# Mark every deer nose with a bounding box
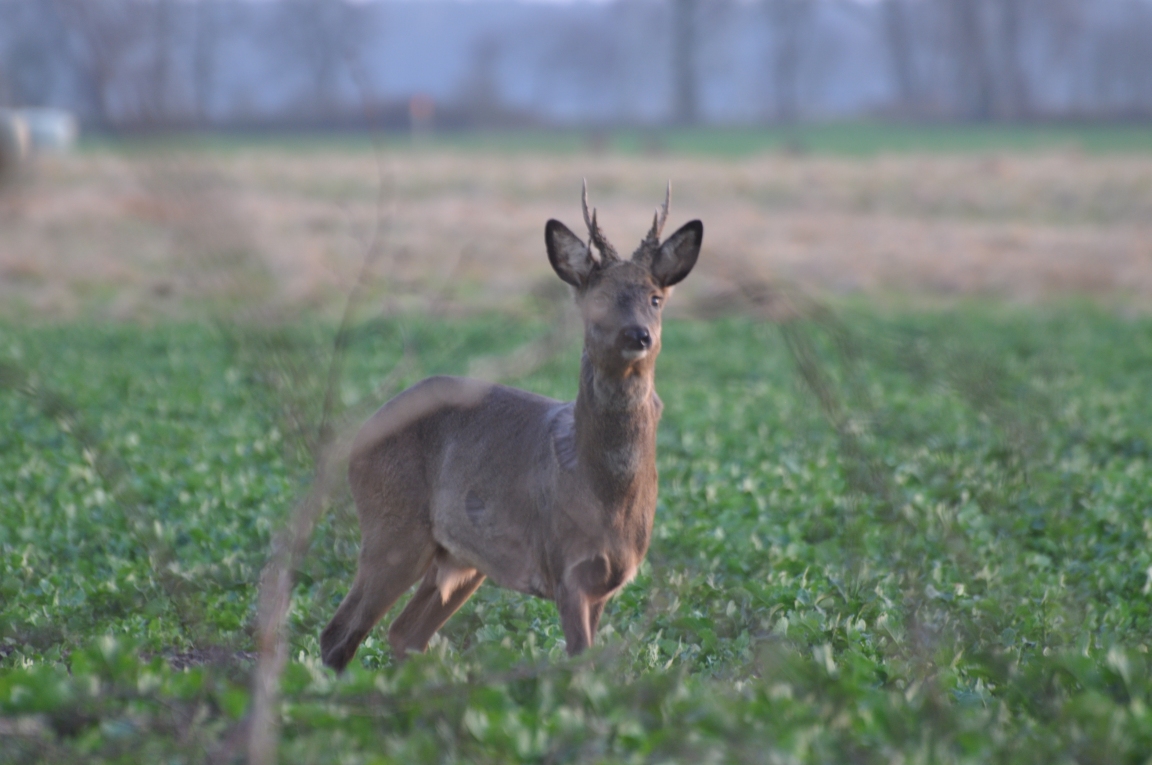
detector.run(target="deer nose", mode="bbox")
[621,326,652,351]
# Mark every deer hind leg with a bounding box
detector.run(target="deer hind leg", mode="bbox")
[320,527,437,673]
[388,550,485,657]
[321,438,440,673]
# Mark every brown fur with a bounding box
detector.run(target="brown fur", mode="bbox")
[320,192,703,671]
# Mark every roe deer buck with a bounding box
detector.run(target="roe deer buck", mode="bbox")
[320,183,702,672]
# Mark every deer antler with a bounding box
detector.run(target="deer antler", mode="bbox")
[644,181,672,247]
[582,179,619,263]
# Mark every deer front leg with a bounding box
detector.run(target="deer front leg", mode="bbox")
[557,556,622,655]
[587,599,606,637]
[556,582,594,656]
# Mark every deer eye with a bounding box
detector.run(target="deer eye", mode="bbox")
[650,295,663,309]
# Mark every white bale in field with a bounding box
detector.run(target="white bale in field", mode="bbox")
[0,109,31,182]
[19,108,78,152]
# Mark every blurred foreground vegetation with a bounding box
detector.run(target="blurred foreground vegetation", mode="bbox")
[2,304,1151,763]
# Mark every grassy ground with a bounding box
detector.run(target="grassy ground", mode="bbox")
[2,130,1151,761]
[2,304,1152,763]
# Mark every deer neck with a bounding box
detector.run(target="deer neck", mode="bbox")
[573,351,659,503]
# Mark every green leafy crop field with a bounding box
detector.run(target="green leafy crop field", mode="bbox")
[3,305,1151,763]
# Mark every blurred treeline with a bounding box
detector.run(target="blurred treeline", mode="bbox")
[1,0,1151,132]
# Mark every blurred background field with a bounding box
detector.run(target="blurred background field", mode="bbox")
[4,129,1152,321]
[3,0,1152,763]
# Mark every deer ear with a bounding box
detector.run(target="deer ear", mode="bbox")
[546,219,595,287]
[651,220,702,287]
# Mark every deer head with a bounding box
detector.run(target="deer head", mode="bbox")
[545,182,703,377]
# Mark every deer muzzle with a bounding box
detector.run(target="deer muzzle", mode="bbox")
[619,325,653,359]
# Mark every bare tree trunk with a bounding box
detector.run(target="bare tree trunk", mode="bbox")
[881,0,919,116]
[671,0,699,125]
[53,0,137,129]
[193,1,217,126]
[1089,0,1152,118]
[274,0,365,122]
[150,0,173,125]
[3,2,68,108]
[1136,1,1152,116]
[948,0,994,121]
[461,36,504,126]
[767,0,810,124]
[996,0,1029,120]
